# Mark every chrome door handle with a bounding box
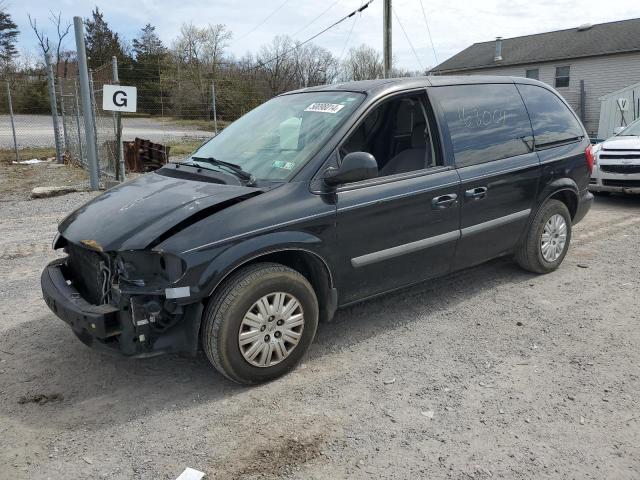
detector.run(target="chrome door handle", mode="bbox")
[464,186,488,200]
[432,193,458,209]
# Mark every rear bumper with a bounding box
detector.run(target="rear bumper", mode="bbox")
[573,189,593,225]
[41,258,202,357]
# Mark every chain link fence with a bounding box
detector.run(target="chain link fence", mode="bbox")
[0,73,56,163]
[1,60,288,181]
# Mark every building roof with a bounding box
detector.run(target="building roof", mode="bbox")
[431,17,640,74]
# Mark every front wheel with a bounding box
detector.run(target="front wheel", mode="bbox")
[201,262,318,384]
[515,199,572,274]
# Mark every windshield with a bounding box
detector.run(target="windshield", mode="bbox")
[188,91,365,181]
[618,120,640,136]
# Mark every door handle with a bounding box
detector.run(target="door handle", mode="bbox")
[464,186,488,200]
[431,193,458,209]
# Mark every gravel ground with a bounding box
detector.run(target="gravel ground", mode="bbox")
[0,114,214,149]
[0,170,639,479]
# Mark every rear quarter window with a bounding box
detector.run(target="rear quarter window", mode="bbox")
[430,84,533,167]
[516,84,583,149]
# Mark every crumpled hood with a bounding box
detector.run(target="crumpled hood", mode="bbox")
[602,136,640,151]
[59,171,261,251]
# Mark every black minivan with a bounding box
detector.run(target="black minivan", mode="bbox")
[42,76,593,384]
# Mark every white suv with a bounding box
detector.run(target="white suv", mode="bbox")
[590,119,640,194]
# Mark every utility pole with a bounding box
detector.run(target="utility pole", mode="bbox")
[383,0,392,78]
[73,16,99,190]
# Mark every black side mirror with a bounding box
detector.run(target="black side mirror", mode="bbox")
[323,152,378,187]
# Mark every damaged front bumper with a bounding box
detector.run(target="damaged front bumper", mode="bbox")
[41,257,203,357]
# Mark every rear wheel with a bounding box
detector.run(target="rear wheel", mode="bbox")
[201,262,318,384]
[515,199,572,274]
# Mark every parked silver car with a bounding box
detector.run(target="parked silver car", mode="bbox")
[590,119,640,194]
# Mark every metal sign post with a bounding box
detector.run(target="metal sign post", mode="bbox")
[111,56,126,181]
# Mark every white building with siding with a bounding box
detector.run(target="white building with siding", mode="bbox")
[430,18,640,137]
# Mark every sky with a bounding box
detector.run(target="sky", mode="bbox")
[9,0,640,71]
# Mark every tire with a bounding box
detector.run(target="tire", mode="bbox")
[201,262,318,384]
[515,199,572,274]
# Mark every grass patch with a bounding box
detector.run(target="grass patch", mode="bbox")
[167,139,207,157]
[0,147,56,164]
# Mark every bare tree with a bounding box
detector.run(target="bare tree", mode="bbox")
[171,23,232,117]
[340,44,383,81]
[294,43,338,88]
[28,11,71,75]
[256,35,298,96]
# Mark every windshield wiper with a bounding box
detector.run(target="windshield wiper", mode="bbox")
[187,156,256,185]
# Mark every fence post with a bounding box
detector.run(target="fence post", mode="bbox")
[6,81,19,163]
[74,79,84,164]
[58,78,70,155]
[212,81,218,134]
[88,70,99,168]
[112,56,125,181]
[45,53,63,163]
[73,16,99,190]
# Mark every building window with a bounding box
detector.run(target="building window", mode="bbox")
[525,68,539,80]
[555,66,570,88]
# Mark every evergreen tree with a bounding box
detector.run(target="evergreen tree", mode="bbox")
[132,24,166,114]
[0,7,19,70]
[84,7,124,68]
[132,24,165,59]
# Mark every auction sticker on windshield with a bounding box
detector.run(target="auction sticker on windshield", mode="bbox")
[304,103,345,114]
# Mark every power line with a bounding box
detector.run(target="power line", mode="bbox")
[253,0,375,70]
[338,0,364,63]
[291,0,342,39]
[235,0,290,41]
[417,0,439,67]
[392,7,424,72]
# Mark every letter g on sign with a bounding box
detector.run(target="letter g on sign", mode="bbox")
[113,90,128,108]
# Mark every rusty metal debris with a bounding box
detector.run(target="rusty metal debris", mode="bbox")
[124,138,170,173]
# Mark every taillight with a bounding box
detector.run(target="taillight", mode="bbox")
[585,145,594,174]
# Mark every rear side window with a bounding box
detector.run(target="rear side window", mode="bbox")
[430,84,533,167]
[517,84,583,149]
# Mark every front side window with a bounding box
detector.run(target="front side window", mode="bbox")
[340,93,442,178]
[517,84,583,148]
[526,68,539,80]
[429,84,533,167]
[555,66,570,88]
[188,91,364,181]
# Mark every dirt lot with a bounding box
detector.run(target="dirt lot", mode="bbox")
[1,162,639,480]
